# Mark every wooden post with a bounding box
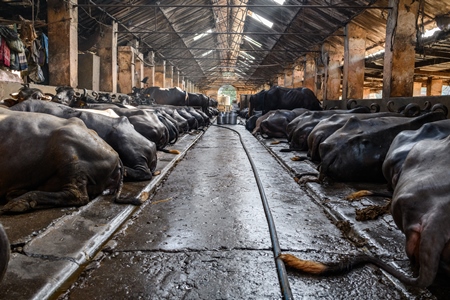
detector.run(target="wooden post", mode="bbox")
[97,22,117,93]
[383,0,419,98]
[117,46,134,94]
[342,23,366,100]
[155,60,166,88]
[47,0,78,87]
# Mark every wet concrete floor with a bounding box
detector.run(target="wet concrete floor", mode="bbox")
[0,121,448,299]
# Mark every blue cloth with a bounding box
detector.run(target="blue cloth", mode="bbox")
[40,33,48,64]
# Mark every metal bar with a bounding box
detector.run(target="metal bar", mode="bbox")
[75,4,392,9]
[142,47,319,52]
[118,31,346,36]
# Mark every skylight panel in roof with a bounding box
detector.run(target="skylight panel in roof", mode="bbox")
[240,60,251,67]
[193,29,212,41]
[247,11,273,28]
[240,51,256,61]
[273,0,285,4]
[244,36,262,48]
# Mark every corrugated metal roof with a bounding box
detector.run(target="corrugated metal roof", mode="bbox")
[1,0,450,91]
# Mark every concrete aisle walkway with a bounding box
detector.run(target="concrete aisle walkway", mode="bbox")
[59,124,408,299]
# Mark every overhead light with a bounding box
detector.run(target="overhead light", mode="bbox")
[202,50,213,56]
[423,26,441,37]
[247,11,273,28]
[273,0,285,4]
[244,35,262,48]
[193,29,212,41]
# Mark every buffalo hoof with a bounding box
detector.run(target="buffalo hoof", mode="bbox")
[294,173,320,184]
[290,156,309,161]
[345,190,374,201]
[116,192,149,205]
[1,198,37,213]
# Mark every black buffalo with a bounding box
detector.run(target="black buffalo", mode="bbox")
[383,119,450,190]
[0,108,131,213]
[318,111,446,182]
[287,106,371,151]
[257,108,310,138]
[248,86,322,116]
[0,224,9,284]
[10,100,158,182]
[307,112,402,162]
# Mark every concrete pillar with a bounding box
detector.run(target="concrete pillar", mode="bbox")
[78,53,100,91]
[47,0,78,87]
[428,78,443,96]
[155,60,166,88]
[143,51,155,87]
[135,52,144,88]
[165,65,173,88]
[304,52,317,92]
[383,0,420,98]
[117,46,135,94]
[173,70,179,88]
[293,64,304,88]
[181,76,185,90]
[324,45,343,100]
[413,82,423,96]
[277,75,284,87]
[97,22,117,93]
[284,68,293,88]
[342,23,366,100]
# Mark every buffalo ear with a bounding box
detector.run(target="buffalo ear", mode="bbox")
[341,116,362,131]
[9,92,19,99]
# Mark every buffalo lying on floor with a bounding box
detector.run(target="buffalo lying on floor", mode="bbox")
[252,108,308,138]
[280,119,450,288]
[318,111,446,182]
[152,106,190,133]
[249,86,322,116]
[10,100,158,181]
[383,119,450,190]
[0,108,136,214]
[144,86,187,106]
[77,104,174,152]
[0,224,9,284]
[307,112,402,162]
[287,106,372,151]
[187,92,210,114]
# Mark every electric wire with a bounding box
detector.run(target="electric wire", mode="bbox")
[211,123,293,300]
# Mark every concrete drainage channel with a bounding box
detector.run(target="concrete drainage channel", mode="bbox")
[0,130,206,300]
[256,135,437,299]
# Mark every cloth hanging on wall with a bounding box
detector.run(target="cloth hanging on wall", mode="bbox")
[40,33,48,65]
[0,36,11,67]
[20,19,37,48]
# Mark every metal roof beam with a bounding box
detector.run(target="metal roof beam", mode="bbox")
[118,31,346,36]
[76,4,392,9]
